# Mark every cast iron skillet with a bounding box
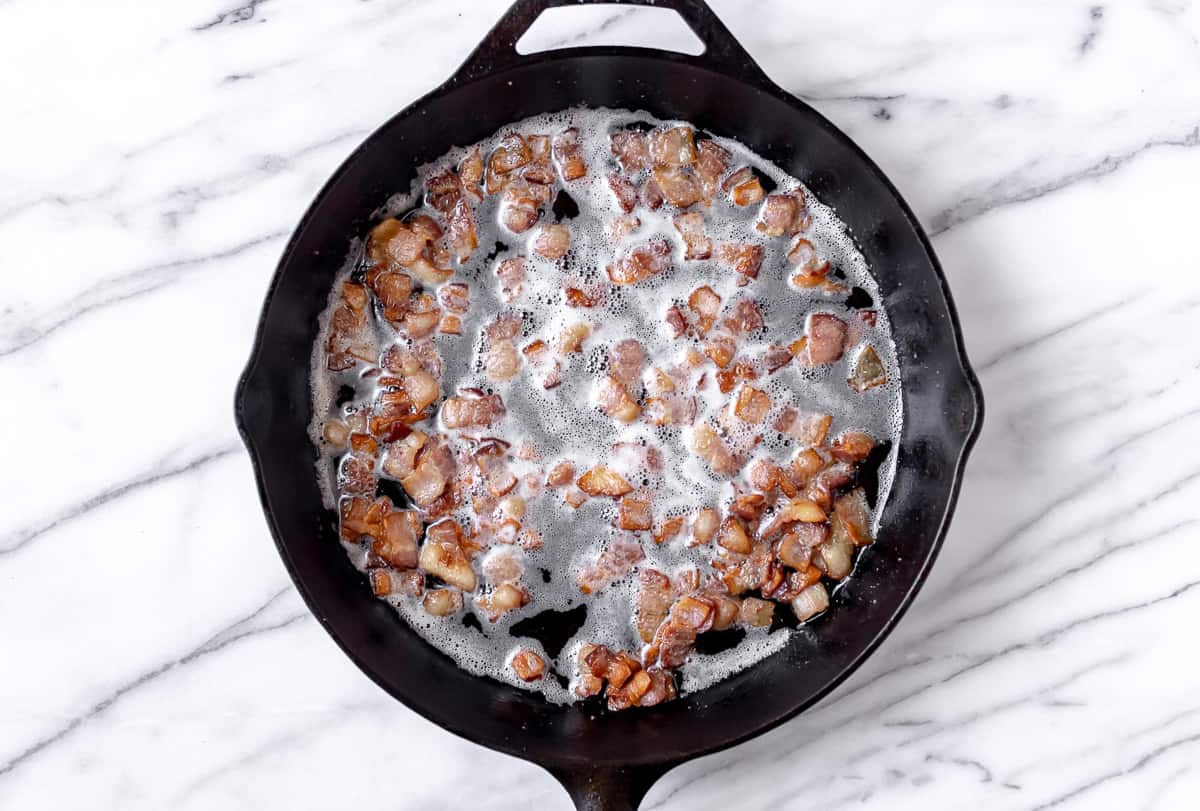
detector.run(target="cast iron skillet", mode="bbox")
[234,1,984,807]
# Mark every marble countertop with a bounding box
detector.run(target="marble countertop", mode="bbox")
[3,0,1199,808]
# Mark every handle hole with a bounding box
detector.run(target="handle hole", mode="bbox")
[515,5,704,56]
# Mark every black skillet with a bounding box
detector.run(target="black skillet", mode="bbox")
[234,1,984,807]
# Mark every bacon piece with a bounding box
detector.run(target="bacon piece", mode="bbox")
[748,458,781,493]
[686,286,721,336]
[559,321,592,353]
[739,597,774,627]
[576,537,645,594]
[722,166,765,206]
[608,213,641,241]
[792,582,829,621]
[371,510,421,569]
[478,582,531,621]
[577,464,634,497]
[778,523,827,568]
[422,588,463,616]
[442,393,505,429]
[665,304,687,338]
[490,133,533,177]
[723,299,764,336]
[732,385,772,424]
[486,313,523,341]
[510,648,546,682]
[652,515,686,545]
[564,286,601,308]
[788,237,831,287]
[608,339,646,386]
[762,344,793,373]
[382,431,428,480]
[437,282,470,314]
[673,212,712,260]
[607,239,672,285]
[547,460,575,487]
[500,180,547,233]
[849,344,887,392]
[418,519,476,591]
[694,140,731,199]
[777,410,832,447]
[635,569,673,642]
[702,332,736,369]
[649,595,714,668]
[446,197,477,262]
[652,166,704,209]
[756,190,808,237]
[494,256,526,302]
[716,516,753,554]
[610,130,651,172]
[553,127,588,180]
[368,218,425,268]
[644,393,696,427]
[692,507,719,545]
[607,172,639,213]
[805,313,848,365]
[531,223,571,260]
[618,494,653,531]
[459,148,483,201]
[834,488,873,546]
[371,569,424,598]
[522,134,555,185]
[716,242,764,281]
[831,431,875,463]
[690,424,741,476]
[650,126,697,167]
[368,270,414,321]
[484,339,521,382]
[641,176,665,210]
[597,376,641,423]
[401,453,447,506]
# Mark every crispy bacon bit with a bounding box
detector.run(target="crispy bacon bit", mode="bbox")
[459,148,483,200]
[687,286,721,336]
[723,299,764,335]
[723,166,765,206]
[482,547,525,586]
[758,345,791,374]
[690,424,741,475]
[510,648,546,682]
[732,385,772,424]
[756,190,808,237]
[641,176,665,210]
[778,523,827,568]
[749,458,781,493]
[716,516,753,554]
[702,333,737,369]
[610,130,651,172]
[547,461,575,487]
[339,452,377,496]
[831,431,875,464]
[486,313,523,341]
[608,339,646,386]
[577,465,634,497]
[439,314,462,335]
[652,515,686,545]
[368,218,425,269]
[371,569,424,597]
[401,454,447,506]
[644,393,697,427]
[369,270,414,321]
[849,344,887,392]
[559,321,592,354]
[341,496,383,541]
[618,494,653,531]
[652,166,704,209]
[716,242,764,280]
[792,582,829,621]
[781,410,832,447]
[694,140,731,198]
[496,256,526,302]
[665,304,687,338]
[577,537,645,594]
[673,212,712,260]
[597,375,641,423]
[608,213,641,241]
[564,286,600,308]
[531,223,571,260]
[423,588,463,616]
[651,126,697,167]
[446,198,478,262]
[739,597,774,627]
[650,595,714,668]
[834,488,873,546]
[635,569,673,642]
[490,133,533,177]
[805,313,848,365]
[478,582,531,621]
[442,393,505,429]
[549,127,586,180]
[564,487,589,509]
[607,172,639,213]
[500,181,545,233]
[438,283,470,314]
[692,507,719,545]
[371,510,421,569]
[607,239,672,285]
[418,520,476,591]
[788,238,831,286]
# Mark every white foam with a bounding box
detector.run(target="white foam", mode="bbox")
[310,107,903,704]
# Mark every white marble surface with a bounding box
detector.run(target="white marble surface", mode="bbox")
[2,0,1199,808]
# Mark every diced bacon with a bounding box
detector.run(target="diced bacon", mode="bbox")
[422,588,463,616]
[665,304,687,338]
[652,167,704,209]
[805,313,848,365]
[403,368,440,411]
[372,510,421,569]
[486,313,523,341]
[723,299,764,335]
[649,595,714,668]
[702,332,736,369]
[792,582,829,621]
[673,212,712,260]
[478,582,532,621]
[531,223,571,260]
[369,270,414,320]
[339,450,377,496]
[510,648,546,682]
[401,455,447,506]
[635,569,673,642]
[692,507,719,545]
[496,256,526,301]
[690,424,741,476]
[834,488,873,546]
[577,464,634,497]
[442,393,505,429]
[607,172,639,213]
[650,126,697,167]
[564,286,601,307]
[618,494,653,531]
[500,180,546,233]
[762,344,793,373]
[412,338,444,378]
[608,213,641,241]
[641,176,665,210]
[459,148,483,201]
[485,339,521,382]
[438,282,470,314]
[716,242,764,280]
[739,597,774,627]
[408,214,442,243]
[722,166,765,206]
[687,286,721,336]
[418,520,476,591]
[849,344,887,392]
[610,130,651,172]
[716,516,753,554]
[559,321,592,354]
[788,237,831,287]
[553,127,588,180]
[756,190,808,237]
[383,431,428,480]
[490,133,532,176]
[597,375,641,423]
[644,394,696,427]
[778,523,827,568]
[368,218,425,268]
[608,339,646,386]
[425,169,463,214]
[652,515,686,545]
[607,239,672,285]
[446,197,477,262]
[749,458,781,493]
[576,537,645,594]
[732,385,772,424]
[522,134,555,184]
[831,431,875,463]
[781,410,832,446]
[694,140,731,198]
[547,461,575,487]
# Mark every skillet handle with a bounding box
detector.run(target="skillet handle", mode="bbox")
[548,764,670,811]
[451,0,771,87]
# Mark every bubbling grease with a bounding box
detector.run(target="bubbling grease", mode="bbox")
[311,107,902,703]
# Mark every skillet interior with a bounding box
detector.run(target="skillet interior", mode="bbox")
[235,46,982,798]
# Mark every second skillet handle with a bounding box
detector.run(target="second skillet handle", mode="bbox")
[451,0,771,87]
